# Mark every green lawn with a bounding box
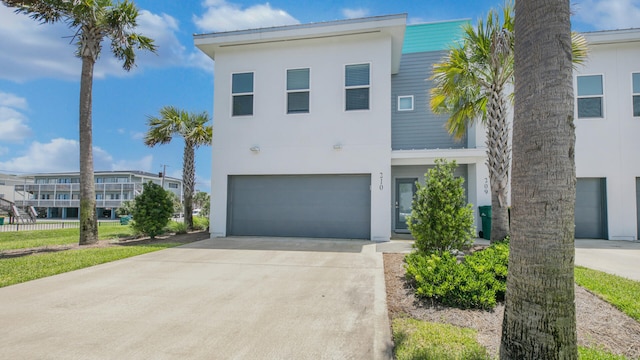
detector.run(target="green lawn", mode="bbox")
[575,266,640,322]
[0,243,180,288]
[0,225,133,251]
[392,318,491,360]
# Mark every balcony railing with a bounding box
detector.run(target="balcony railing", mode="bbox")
[15,199,127,208]
[16,183,141,193]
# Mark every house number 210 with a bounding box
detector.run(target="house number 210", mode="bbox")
[379,172,384,190]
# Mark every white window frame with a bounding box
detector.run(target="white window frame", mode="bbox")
[231,71,254,117]
[344,62,371,112]
[286,68,311,115]
[397,95,414,111]
[576,74,605,119]
[632,72,640,118]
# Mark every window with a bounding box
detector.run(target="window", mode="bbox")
[287,68,310,114]
[56,194,69,200]
[232,72,254,116]
[633,73,640,117]
[345,63,370,111]
[96,193,103,200]
[577,75,604,118]
[398,95,414,111]
[109,193,120,200]
[168,183,179,189]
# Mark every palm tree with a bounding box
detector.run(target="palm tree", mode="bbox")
[145,106,212,231]
[500,0,578,358]
[430,2,587,242]
[11,0,156,245]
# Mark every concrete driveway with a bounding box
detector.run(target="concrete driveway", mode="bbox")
[0,237,392,360]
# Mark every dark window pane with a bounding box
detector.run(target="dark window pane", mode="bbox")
[287,92,309,113]
[232,73,253,94]
[346,88,369,111]
[577,75,603,96]
[578,97,602,118]
[345,64,370,87]
[287,69,310,90]
[633,73,640,93]
[633,95,640,117]
[233,95,253,116]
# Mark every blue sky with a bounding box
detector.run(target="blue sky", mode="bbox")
[0,0,638,192]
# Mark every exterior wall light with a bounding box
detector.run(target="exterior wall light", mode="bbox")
[250,146,260,153]
[333,143,342,150]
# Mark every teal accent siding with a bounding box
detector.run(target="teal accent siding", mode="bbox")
[402,20,469,54]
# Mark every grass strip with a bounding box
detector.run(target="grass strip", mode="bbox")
[575,266,640,322]
[0,243,179,288]
[579,346,630,360]
[392,318,491,360]
[0,226,133,251]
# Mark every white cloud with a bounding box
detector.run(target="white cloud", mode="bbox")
[0,92,28,109]
[342,8,369,19]
[0,146,8,156]
[574,0,640,30]
[0,6,189,81]
[0,138,153,173]
[194,0,299,32]
[0,92,32,142]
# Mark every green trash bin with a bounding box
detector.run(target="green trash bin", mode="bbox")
[0,217,4,225]
[479,206,491,240]
[119,215,131,225]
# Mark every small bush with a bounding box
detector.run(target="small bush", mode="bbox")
[407,159,475,254]
[404,241,510,310]
[193,216,209,230]
[131,182,174,238]
[166,221,188,234]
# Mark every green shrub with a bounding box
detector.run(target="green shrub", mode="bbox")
[405,241,510,310]
[193,215,209,230]
[131,182,174,238]
[166,220,188,234]
[407,159,475,254]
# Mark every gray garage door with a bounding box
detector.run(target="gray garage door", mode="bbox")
[575,178,607,239]
[637,178,640,240]
[227,175,371,239]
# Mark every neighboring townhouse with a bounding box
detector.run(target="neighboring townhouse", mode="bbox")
[196,13,639,241]
[13,171,182,219]
[573,28,640,240]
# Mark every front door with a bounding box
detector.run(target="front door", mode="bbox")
[395,178,417,231]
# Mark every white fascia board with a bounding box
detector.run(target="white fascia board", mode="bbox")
[391,148,486,166]
[583,28,640,45]
[194,14,406,73]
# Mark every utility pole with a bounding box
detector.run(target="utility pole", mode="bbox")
[160,164,168,189]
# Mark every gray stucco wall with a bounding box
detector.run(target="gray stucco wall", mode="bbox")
[391,51,467,150]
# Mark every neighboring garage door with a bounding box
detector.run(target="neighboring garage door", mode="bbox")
[227,175,371,239]
[575,178,607,239]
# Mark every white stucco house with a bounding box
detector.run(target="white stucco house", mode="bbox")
[195,14,639,241]
[574,28,640,240]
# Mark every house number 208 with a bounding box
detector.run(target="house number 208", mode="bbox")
[484,178,489,194]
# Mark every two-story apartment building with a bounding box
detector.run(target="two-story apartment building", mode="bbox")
[14,170,182,219]
[196,14,640,241]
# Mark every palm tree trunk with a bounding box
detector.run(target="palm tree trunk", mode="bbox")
[486,83,510,242]
[500,0,577,358]
[78,55,98,245]
[183,141,195,231]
